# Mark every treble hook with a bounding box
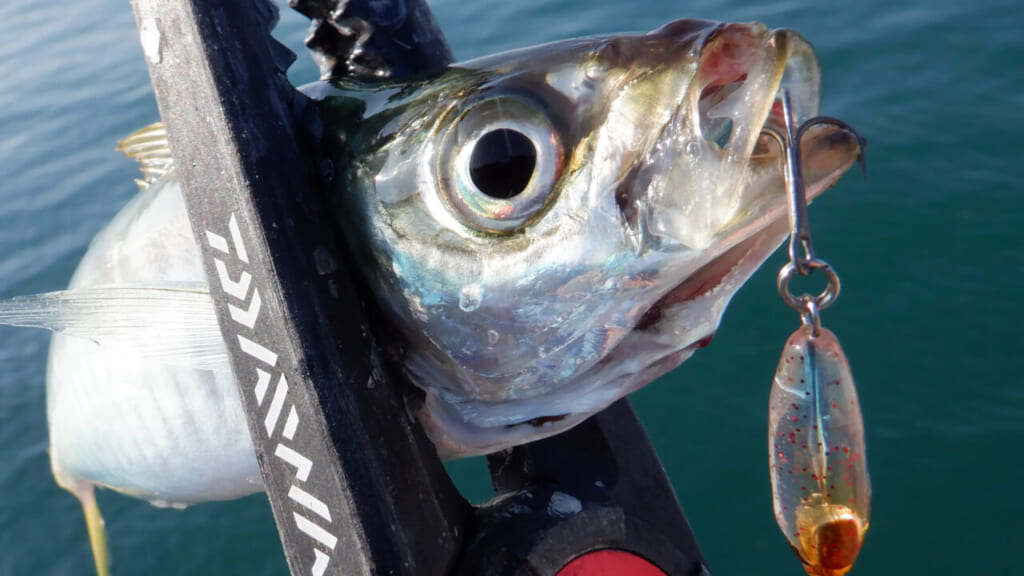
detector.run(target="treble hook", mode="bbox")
[760,90,866,331]
[760,92,867,276]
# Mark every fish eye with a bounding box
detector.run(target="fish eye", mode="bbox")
[468,129,536,199]
[438,96,564,233]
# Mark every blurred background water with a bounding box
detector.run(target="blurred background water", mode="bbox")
[0,0,1021,574]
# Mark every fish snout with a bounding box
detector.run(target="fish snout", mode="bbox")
[632,23,827,252]
[695,22,770,87]
[641,19,772,85]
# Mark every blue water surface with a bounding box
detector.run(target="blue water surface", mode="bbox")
[0,0,1021,574]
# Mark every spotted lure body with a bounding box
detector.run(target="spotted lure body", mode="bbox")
[0,19,863,575]
[769,327,870,575]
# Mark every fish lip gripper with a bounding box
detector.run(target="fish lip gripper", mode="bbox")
[130,0,710,574]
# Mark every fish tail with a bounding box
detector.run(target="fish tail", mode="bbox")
[62,478,111,576]
[82,485,112,576]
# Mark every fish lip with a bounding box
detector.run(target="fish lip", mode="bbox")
[619,122,860,436]
[636,26,863,335]
[637,126,861,336]
[619,23,825,255]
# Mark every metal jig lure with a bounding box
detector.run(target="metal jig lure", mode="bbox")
[763,92,870,576]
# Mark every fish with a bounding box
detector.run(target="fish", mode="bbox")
[0,17,863,576]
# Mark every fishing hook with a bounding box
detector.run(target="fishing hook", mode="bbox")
[760,90,865,330]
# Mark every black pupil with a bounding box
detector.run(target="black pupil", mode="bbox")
[469,129,537,199]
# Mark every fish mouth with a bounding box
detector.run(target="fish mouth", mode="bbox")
[634,23,864,334]
[637,121,863,332]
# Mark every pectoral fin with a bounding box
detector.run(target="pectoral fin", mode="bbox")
[0,284,230,373]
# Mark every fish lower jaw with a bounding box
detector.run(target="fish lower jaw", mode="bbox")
[421,325,721,460]
[420,349,688,460]
[420,226,786,460]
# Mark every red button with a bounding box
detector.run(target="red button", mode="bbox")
[556,550,667,576]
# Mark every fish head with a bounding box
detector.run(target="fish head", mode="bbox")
[317,19,863,457]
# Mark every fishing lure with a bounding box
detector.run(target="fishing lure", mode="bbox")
[766,93,870,576]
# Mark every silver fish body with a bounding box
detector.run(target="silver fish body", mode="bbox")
[0,19,862,570]
[47,172,261,506]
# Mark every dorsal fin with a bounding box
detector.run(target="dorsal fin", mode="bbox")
[116,122,174,190]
